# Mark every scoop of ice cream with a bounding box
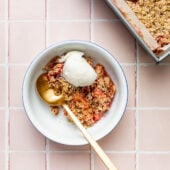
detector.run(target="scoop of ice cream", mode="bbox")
[62,51,97,87]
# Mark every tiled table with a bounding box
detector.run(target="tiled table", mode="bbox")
[0,0,170,170]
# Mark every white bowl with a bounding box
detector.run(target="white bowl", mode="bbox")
[22,40,128,145]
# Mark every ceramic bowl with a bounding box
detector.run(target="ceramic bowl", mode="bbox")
[22,40,128,145]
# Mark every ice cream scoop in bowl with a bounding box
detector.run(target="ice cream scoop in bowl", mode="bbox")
[22,40,128,146]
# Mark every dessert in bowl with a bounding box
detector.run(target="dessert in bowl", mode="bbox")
[22,40,128,145]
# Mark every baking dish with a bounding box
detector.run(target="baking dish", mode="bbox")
[105,0,170,62]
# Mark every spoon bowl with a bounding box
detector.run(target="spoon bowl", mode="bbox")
[36,73,65,106]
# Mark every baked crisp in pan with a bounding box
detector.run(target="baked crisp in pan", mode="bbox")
[126,0,170,50]
[106,0,170,61]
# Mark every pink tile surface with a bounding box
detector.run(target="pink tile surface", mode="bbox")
[138,45,156,63]
[0,0,6,19]
[10,152,45,170]
[93,21,136,63]
[9,109,45,151]
[138,65,170,107]
[9,22,45,64]
[139,110,170,151]
[0,152,5,170]
[9,0,45,20]
[94,153,135,170]
[0,67,6,107]
[0,110,5,151]
[93,0,118,19]
[0,23,6,64]
[50,152,91,170]
[9,66,27,107]
[49,140,90,151]
[1,0,170,169]
[47,0,90,20]
[99,109,135,151]
[123,65,136,107]
[47,22,90,45]
[139,154,170,170]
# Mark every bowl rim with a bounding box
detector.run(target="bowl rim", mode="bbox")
[22,40,128,145]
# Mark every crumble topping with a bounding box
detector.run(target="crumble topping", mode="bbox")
[126,0,170,48]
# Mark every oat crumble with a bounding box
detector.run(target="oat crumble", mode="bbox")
[126,0,170,48]
[43,55,116,127]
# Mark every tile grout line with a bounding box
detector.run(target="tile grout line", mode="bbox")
[135,42,140,170]
[5,19,120,23]
[3,62,170,67]
[4,0,9,170]
[90,0,95,44]
[5,149,170,154]
[45,1,50,170]
[6,63,29,66]
[50,150,170,154]
[4,62,170,66]
[4,23,9,170]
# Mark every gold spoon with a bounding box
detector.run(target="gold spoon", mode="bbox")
[36,73,118,170]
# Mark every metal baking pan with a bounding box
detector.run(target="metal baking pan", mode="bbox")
[105,0,170,62]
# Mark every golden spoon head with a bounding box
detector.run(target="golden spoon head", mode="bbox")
[36,73,65,106]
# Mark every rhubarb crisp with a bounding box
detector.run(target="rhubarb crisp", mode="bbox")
[43,55,116,127]
[126,0,170,48]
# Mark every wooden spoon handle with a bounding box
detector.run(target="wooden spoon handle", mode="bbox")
[63,104,118,170]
